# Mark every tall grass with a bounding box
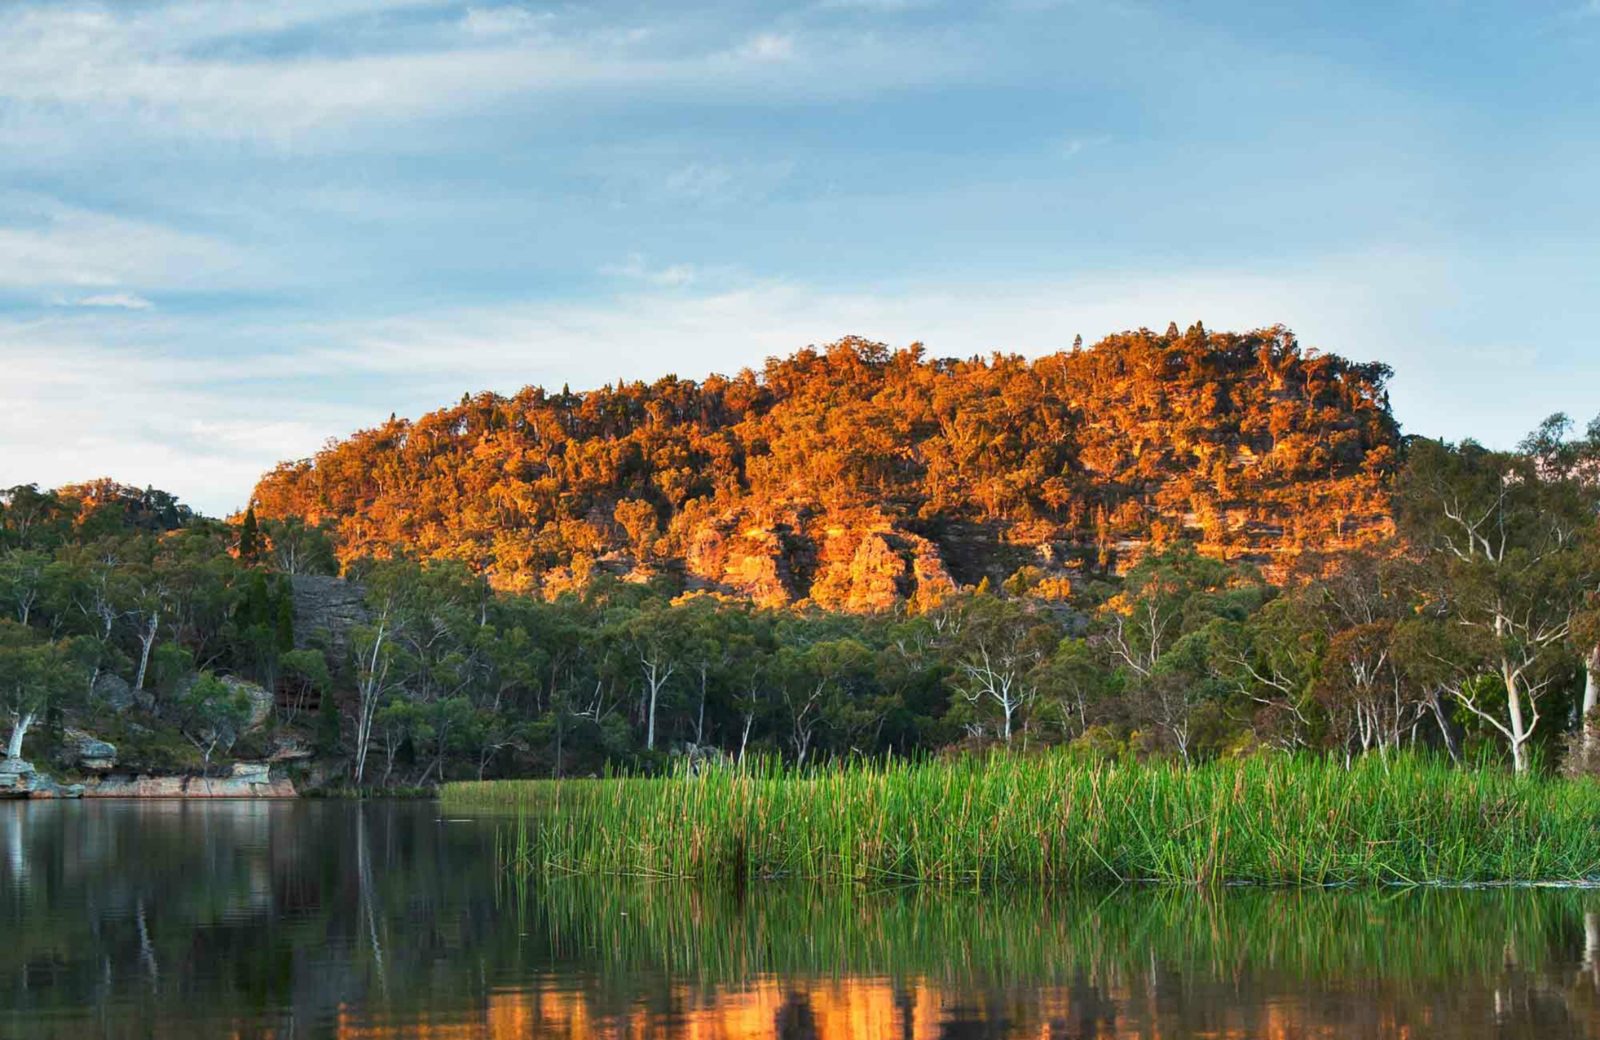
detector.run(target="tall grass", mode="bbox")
[513,881,1600,986]
[443,752,1600,886]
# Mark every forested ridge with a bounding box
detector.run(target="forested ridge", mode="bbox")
[8,325,1600,786]
[253,324,1398,607]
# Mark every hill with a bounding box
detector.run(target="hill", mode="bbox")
[252,324,1398,608]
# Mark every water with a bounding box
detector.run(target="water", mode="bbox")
[5,800,1600,1038]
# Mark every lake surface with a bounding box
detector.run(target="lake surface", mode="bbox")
[5,800,1600,1038]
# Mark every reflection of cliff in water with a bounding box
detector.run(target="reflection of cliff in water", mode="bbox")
[4,801,1600,1038]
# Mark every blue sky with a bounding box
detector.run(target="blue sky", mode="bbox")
[2,0,1598,516]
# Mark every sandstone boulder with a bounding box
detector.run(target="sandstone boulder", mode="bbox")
[85,771,294,798]
[0,758,35,794]
[222,676,276,731]
[93,672,135,713]
[170,674,275,739]
[229,761,271,782]
[0,759,85,798]
[58,728,117,771]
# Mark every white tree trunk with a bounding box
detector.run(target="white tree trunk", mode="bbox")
[1507,667,1530,774]
[133,612,160,692]
[7,711,35,759]
[738,712,754,763]
[353,621,389,785]
[1583,648,1600,731]
[642,657,673,752]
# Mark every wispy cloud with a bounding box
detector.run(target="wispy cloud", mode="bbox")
[738,33,796,61]
[1058,135,1108,158]
[0,332,346,511]
[0,2,980,145]
[602,253,698,287]
[0,199,243,292]
[1,250,1578,515]
[70,292,155,310]
[460,5,553,39]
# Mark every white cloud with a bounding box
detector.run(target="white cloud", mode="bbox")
[460,5,552,38]
[602,253,698,287]
[8,250,1585,516]
[1058,135,1107,158]
[817,0,932,9]
[738,33,796,62]
[0,199,242,292]
[71,292,155,310]
[0,326,362,513]
[293,254,1442,389]
[0,2,978,144]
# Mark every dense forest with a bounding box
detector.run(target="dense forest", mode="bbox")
[5,327,1600,785]
[253,325,1398,606]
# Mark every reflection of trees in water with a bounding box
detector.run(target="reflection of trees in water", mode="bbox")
[3,803,1600,1037]
[0,801,499,1038]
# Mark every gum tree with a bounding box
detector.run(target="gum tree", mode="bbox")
[1398,428,1600,772]
[0,621,85,760]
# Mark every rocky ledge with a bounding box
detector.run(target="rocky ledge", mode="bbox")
[2,758,295,799]
[84,764,297,798]
[1,758,84,798]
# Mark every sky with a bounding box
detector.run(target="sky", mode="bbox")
[1,0,1598,517]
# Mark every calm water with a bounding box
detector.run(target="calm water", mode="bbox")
[5,801,1600,1038]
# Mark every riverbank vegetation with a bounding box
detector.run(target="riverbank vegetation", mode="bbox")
[0,480,330,778]
[444,753,1600,885]
[8,332,1600,789]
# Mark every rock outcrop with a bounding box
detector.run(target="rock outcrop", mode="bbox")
[58,729,117,772]
[93,672,136,713]
[291,574,368,656]
[84,763,295,798]
[225,676,276,731]
[1,759,85,798]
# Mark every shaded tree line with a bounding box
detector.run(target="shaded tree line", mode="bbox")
[0,483,336,767]
[306,411,1600,780]
[9,389,1600,785]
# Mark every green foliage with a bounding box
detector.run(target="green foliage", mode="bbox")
[449,752,1600,886]
[9,379,1600,792]
[237,504,260,564]
[175,672,254,766]
[0,620,86,757]
[1396,422,1600,770]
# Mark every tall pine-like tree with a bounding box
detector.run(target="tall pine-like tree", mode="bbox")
[239,505,260,564]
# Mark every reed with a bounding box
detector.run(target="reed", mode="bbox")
[513,881,1600,985]
[443,752,1600,886]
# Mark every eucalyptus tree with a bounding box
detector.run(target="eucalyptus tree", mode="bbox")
[0,621,85,759]
[0,551,50,627]
[1093,546,1269,762]
[1397,427,1600,772]
[774,634,877,765]
[258,516,339,576]
[174,672,253,768]
[606,598,696,753]
[940,593,1057,745]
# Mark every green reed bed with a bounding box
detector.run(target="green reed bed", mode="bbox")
[513,881,1600,986]
[442,753,1600,886]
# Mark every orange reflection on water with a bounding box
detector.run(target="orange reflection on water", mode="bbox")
[328,979,934,1040]
[322,972,1594,1039]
